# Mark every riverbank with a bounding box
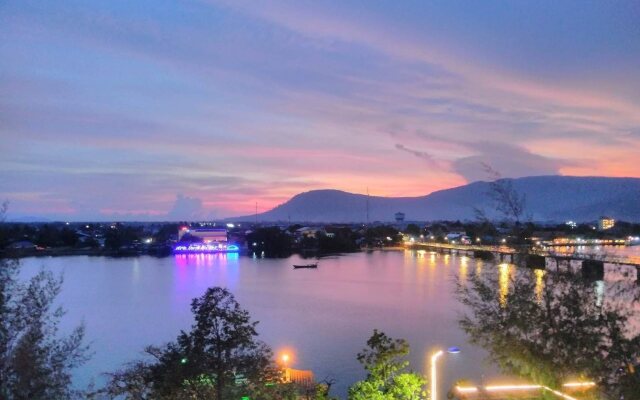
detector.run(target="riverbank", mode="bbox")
[0,245,405,260]
[0,246,172,259]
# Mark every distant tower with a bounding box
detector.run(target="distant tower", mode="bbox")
[395,212,405,223]
[366,187,370,225]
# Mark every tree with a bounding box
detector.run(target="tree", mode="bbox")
[318,228,358,254]
[104,224,142,251]
[456,267,640,398]
[404,224,421,237]
[246,227,293,256]
[473,165,529,244]
[59,227,79,247]
[0,205,89,399]
[106,287,280,399]
[348,330,426,400]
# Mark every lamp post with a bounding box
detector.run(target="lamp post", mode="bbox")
[430,350,444,400]
[430,347,460,400]
[280,352,291,382]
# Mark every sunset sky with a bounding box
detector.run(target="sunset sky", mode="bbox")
[1,1,639,220]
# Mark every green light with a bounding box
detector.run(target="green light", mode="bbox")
[241,397,250,400]
[180,358,188,364]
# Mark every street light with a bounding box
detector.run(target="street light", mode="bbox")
[430,350,443,400]
[430,347,460,400]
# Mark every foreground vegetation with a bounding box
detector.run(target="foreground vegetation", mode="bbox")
[457,266,640,399]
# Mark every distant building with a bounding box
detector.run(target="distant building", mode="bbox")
[178,227,228,243]
[394,212,405,222]
[9,240,36,250]
[598,217,615,231]
[295,227,320,238]
[445,232,470,244]
[283,368,314,384]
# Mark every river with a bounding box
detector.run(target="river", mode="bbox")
[17,249,639,398]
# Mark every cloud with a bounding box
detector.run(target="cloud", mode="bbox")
[452,142,574,182]
[1,1,639,220]
[166,194,204,220]
[394,144,442,169]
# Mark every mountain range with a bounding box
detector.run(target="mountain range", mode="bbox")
[236,176,640,223]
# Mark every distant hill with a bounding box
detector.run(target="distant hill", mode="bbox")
[234,176,640,223]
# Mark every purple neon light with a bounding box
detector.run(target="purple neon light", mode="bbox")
[173,242,240,254]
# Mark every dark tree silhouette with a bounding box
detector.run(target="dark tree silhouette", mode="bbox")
[456,266,640,399]
[0,205,90,399]
[106,287,280,399]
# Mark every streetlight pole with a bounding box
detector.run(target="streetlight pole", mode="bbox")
[430,350,443,400]
[430,347,460,400]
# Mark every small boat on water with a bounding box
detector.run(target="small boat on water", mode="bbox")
[293,263,318,269]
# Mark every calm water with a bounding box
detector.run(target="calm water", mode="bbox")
[19,251,518,396]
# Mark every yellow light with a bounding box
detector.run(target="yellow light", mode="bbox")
[562,382,596,388]
[452,383,592,400]
[430,350,443,400]
[534,269,545,303]
[281,354,289,364]
[498,263,510,307]
[542,386,579,400]
[455,386,478,393]
[485,385,542,391]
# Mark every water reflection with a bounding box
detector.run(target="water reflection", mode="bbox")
[174,252,239,268]
[498,263,511,308]
[459,256,469,285]
[534,269,545,303]
[457,265,640,398]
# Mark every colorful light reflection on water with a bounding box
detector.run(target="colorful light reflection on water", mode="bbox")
[173,242,240,254]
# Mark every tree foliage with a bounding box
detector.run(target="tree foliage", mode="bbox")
[0,205,89,399]
[246,227,293,256]
[473,165,529,243]
[106,287,284,399]
[348,330,426,400]
[456,267,640,399]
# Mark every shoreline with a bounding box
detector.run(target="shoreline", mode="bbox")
[1,245,405,260]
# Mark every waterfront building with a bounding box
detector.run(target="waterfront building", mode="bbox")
[174,227,239,253]
[598,216,615,231]
[178,227,228,243]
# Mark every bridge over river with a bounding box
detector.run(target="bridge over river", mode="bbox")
[405,242,640,282]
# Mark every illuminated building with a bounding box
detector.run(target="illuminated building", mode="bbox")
[174,227,239,253]
[598,216,615,231]
[178,227,228,243]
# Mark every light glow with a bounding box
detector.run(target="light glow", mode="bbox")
[455,386,478,393]
[430,350,443,400]
[562,382,596,388]
[485,385,542,391]
[173,243,240,254]
[453,383,594,400]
